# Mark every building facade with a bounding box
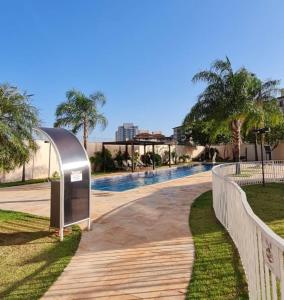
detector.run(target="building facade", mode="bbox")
[173,126,187,144]
[277,89,284,113]
[172,126,192,145]
[115,123,139,141]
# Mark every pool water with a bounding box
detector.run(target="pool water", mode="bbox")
[91,164,213,192]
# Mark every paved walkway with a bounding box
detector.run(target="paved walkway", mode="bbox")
[0,172,212,299]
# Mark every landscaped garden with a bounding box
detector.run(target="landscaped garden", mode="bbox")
[187,183,284,299]
[1,49,284,299]
[0,210,81,299]
[1,1,284,298]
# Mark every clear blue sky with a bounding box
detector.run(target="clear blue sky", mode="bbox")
[1,0,284,141]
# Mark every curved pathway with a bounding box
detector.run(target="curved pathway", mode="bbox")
[0,172,212,299]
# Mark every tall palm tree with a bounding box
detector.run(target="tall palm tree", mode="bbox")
[54,89,107,150]
[243,78,283,160]
[0,83,39,174]
[187,57,282,162]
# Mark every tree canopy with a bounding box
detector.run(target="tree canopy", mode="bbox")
[54,89,107,149]
[184,57,283,161]
[0,84,39,172]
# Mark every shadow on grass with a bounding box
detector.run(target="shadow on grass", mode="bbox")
[0,231,51,246]
[186,191,248,300]
[0,209,81,300]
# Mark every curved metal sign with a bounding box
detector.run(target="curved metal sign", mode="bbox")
[35,127,91,240]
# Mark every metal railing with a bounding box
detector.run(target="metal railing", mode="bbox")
[212,161,284,299]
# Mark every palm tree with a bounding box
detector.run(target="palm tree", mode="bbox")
[0,83,39,175]
[243,79,283,160]
[54,89,107,150]
[186,57,283,163]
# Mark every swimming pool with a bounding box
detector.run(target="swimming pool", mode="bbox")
[91,164,213,192]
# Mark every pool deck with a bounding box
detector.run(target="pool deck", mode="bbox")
[0,171,212,299]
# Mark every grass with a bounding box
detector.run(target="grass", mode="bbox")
[0,209,81,299]
[243,183,284,238]
[187,191,248,300]
[232,172,253,178]
[0,178,48,188]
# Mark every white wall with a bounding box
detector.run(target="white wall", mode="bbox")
[86,142,140,157]
[3,139,284,183]
[0,140,59,183]
[214,143,277,161]
[271,142,284,160]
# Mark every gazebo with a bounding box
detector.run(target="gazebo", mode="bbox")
[102,140,174,172]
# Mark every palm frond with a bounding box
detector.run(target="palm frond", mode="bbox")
[54,89,108,142]
[212,57,232,74]
[90,91,106,106]
[0,83,39,171]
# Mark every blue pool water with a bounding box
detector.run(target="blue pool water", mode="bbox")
[91,164,213,192]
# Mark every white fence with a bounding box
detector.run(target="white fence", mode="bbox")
[212,161,284,299]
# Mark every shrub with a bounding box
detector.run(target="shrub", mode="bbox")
[141,152,162,166]
[209,147,219,160]
[51,171,60,180]
[90,149,114,172]
[113,150,131,169]
[171,151,177,164]
[163,150,170,164]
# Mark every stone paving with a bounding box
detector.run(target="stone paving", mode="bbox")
[0,171,212,299]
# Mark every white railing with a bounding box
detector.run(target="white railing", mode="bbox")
[212,161,284,300]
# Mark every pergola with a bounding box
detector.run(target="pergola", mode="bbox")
[102,140,174,172]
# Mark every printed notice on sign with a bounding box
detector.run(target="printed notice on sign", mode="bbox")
[70,171,82,182]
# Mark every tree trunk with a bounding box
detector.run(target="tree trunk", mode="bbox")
[231,119,242,174]
[83,119,88,150]
[231,119,242,162]
[22,163,26,182]
[254,133,259,161]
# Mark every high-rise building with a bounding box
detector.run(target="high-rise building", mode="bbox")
[115,123,139,141]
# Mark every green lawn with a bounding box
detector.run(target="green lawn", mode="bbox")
[243,183,284,238]
[187,191,248,300]
[0,178,48,188]
[0,209,81,299]
[187,183,284,299]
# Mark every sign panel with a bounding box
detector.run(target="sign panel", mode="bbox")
[71,170,82,182]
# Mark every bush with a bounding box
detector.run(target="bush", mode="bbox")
[141,152,162,166]
[163,150,170,164]
[171,151,177,164]
[114,150,131,168]
[154,153,162,166]
[114,150,123,168]
[209,147,219,160]
[90,149,114,172]
[193,147,219,162]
